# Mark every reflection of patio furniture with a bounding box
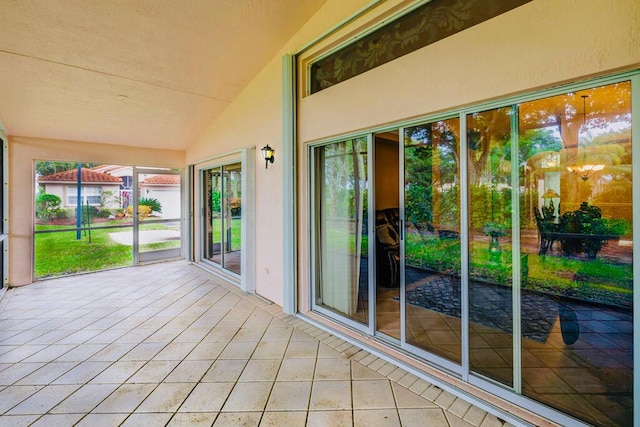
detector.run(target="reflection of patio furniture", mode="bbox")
[534,207,559,255]
[559,202,616,259]
[375,208,400,288]
[535,203,619,259]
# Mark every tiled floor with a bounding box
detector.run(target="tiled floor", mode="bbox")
[0,260,511,427]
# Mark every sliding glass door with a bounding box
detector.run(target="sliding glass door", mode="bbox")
[311,75,634,427]
[134,168,183,263]
[403,118,462,364]
[313,138,369,326]
[202,162,242,275]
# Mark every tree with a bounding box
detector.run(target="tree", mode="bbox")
[35,161,100,178]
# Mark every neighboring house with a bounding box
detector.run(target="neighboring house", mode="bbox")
[38,168,122,209]
[139,173,181,219]
[90,165,134,208]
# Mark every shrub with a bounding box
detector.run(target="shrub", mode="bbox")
[126,205,152,219]
[139,197,162,213]
[35,193,62,221]
[230,198,241,216]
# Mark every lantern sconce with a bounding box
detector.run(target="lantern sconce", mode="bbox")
[261,145,275,169]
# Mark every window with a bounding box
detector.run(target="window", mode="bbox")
[310,76,634,426]
[67,185,101,206]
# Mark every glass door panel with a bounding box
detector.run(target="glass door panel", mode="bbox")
[518,82,633,425]
[314,138,369,325]
[202,163,242,275]
[203,167,223,265]
[135,170,182,263]
[404,119,462,362]
[374,130,400,340]
[223,163,242,274]
[467,107,514,386]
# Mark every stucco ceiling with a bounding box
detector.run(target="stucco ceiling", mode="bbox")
[0,0,326,149]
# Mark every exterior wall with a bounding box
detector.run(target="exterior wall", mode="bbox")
[139,184,181,219]
[9,136,184,286]
[296,0,640,311]
[186,0,372,305]
[41,183,121,208]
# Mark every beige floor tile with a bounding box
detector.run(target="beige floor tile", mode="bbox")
[15,362,79,385]
[314,357,351,380]
[239,359,281,382]
[203,327,239,342]
[309,380,352,410]
[219,341,258,359]
[153,342,198,360]
[88,342,137,361]
[52,362,111,384]
[54,344,107,362]
[265,381,311,411]
[463,405,488,426]
[306,410,352,427]
[252,341,287,359]
[0,414,40,427]
[74,413,128,426]
[164,360,212,383]
[260,411,307,426]
[137,382,195,412]
[0,262,504,427]
[398,408,449,426]
[445,412,477,427]
[120,342,166,361]
[179,382,234,412]
[89,361,145,384]
[290,329,316,341]
[0,362,46,386]
[234,327,267,341]
[392,382,437,409]
[260,326,294,342]
[29,413,85,426]
[121,412,174,426]
[284,340,319,358]
[50,383,120,413]
[92,383,156,413]
[128,360,180,383]
[352,362,386,379]
[168,412,219,426]
[21,345,77,363]
[213,412,262,426]
[201,359,247,382]
[0,385,44,413]
[7,384,81,415]
[353,379,396,409]
[354,409,401,427]
[185,341,225,360]
[222,381,273,412]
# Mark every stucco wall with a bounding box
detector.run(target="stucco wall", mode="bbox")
[9,136,184,286]
[294,0,640,311]
[186,0,373,305]
[187,0,638,306]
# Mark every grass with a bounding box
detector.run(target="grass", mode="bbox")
[404,232,633,308]
[210,217,241,251]
[34,220,181,279]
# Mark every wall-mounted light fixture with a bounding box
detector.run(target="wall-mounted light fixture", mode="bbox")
[261,145,275,169]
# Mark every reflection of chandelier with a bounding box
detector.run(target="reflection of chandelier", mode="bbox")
[566,95,604,181]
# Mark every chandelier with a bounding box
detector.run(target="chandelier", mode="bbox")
[566,95,604,181]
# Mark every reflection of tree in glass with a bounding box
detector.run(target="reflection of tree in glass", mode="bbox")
[405,120,460,238]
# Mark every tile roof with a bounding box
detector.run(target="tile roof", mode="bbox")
[141,174,181,185]
[38,168,123,183]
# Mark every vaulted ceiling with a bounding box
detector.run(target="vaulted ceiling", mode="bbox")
[0,0,326,149]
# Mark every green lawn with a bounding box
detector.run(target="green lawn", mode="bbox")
[34,221,181,279]
[209,217,241,251]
